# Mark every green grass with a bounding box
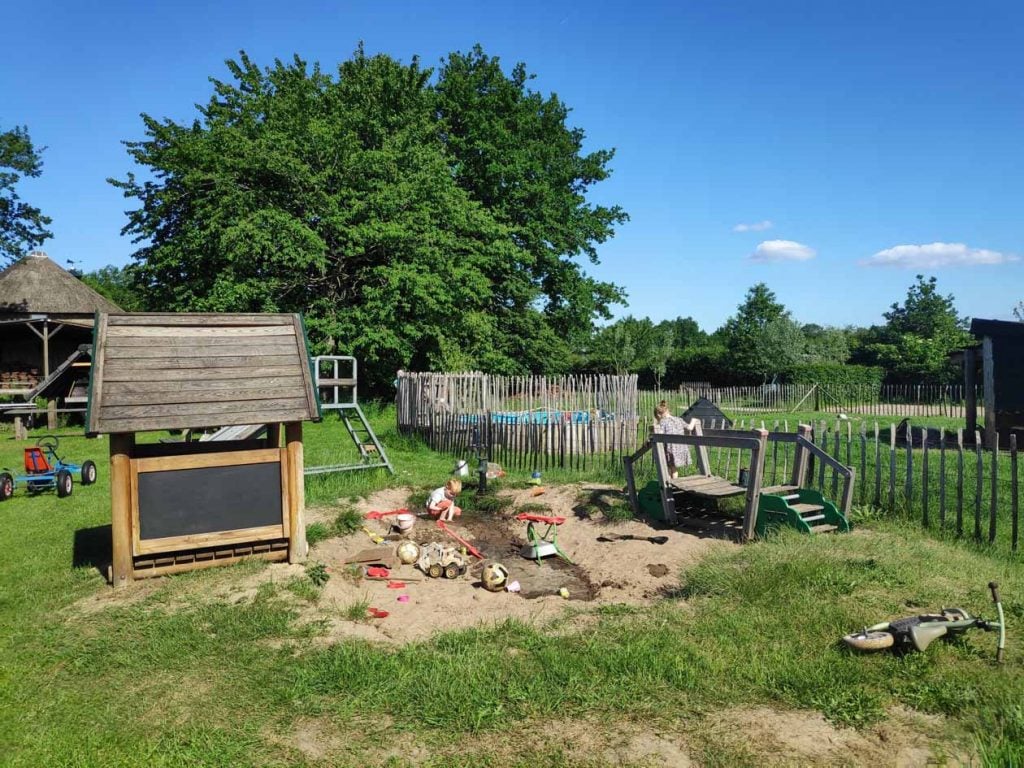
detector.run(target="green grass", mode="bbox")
[1,416,1022,765]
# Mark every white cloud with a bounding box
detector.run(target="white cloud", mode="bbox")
[733,220,774,232]
[862,242,1017,268]
[750,239,816,263]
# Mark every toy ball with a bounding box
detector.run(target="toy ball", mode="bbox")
[481,561,510,592]
[396,540,420,565]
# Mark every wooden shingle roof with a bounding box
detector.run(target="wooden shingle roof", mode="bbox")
[87,313,321,435]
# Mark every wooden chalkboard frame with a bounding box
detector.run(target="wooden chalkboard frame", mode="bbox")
[129,448,289,557]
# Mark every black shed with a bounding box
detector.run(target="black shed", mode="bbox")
[682,397,733,429]
[963,318,1024,449]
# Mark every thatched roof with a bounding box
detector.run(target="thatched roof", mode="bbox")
[0,251,121,317]
[87,313,321,434]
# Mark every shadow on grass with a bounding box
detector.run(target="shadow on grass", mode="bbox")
[73,524,111,578]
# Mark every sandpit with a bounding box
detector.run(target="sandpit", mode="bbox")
[297,483,736,644]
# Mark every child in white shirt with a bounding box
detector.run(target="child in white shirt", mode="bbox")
[426,478,462,522]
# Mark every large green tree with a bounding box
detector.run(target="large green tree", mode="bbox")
[81,265,145,311]
[112,48,625,390]
[853,275,972,383]
[720,283,804,383]
[435,47,627,346]
[0,125,52,265]
[586,316,673,385]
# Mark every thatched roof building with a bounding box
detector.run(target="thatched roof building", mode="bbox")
[0,251,119,322]
[0,251,122,391]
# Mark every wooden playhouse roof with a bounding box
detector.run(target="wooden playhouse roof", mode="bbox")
[87,313,321,435]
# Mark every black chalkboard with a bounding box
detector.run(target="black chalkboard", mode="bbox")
[138,461,283,540]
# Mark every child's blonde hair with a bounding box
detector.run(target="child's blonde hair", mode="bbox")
[654,400,671,421]
[445,478,462,494]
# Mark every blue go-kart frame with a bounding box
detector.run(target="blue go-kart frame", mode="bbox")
[0,435,97,501]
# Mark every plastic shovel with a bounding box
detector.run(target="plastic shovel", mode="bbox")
[597,534,669,545]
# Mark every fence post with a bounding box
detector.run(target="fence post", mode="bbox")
[989,438,999,544]
[1011,434,1019,552]
[791,424,812,487]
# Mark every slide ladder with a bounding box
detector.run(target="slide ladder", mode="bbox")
[305,356,394,476]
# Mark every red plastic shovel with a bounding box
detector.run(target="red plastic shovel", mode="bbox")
[364,508,409,520]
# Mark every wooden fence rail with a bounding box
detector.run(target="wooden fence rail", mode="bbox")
[673,382,984,418]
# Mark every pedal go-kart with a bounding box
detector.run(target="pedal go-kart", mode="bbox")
[842,582,1006,662]
[0,435,97,501]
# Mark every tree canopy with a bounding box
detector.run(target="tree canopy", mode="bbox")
[0,125,52,265]
[719,283,803,383]
[112,47,626,390]
[852,275,972,383]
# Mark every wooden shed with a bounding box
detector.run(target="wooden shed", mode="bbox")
[87,313,321,586]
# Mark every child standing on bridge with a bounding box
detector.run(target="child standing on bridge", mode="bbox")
[654,401,701,479]
[426,478,462,522]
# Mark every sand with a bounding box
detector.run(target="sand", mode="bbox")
[297,483,735,645]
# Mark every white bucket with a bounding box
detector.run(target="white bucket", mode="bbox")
[396,513,416,533]
[455,460,469,477]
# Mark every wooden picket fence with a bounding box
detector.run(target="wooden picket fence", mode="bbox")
[396,371,641,470]
[674,382,983,418]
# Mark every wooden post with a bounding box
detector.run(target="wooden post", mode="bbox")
[13,416,25,441]
[110,432,135,588]
[791,424,812,487]
[982,337,996,450]
[266,423,281,448]
[839,465,855,518]
[285,421,307,564]
[47,400,57,430]
[962,348,978,442]
[742,428,768,541]
[43,319,50,381]
[651,437,677,525]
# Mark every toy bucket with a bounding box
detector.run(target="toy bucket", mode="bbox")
[396,513,416,533]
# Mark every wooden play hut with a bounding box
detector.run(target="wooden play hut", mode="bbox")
[87,313,321,586]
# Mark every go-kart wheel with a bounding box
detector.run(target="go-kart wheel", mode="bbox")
[444,563,461,579]
[428,563,443,579]
[56,469,73,498]
[0,473,13,502]
[842,631,894,651]
[36,435,60,453]
[81,460,97,486]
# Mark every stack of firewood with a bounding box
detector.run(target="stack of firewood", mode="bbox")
[0,364,40,389]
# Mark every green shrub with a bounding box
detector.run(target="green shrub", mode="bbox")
[305,522,331,546]
[790,362,885,390]
[332,507,363,536]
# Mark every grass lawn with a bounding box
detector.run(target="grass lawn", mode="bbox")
[0,411,1022,766]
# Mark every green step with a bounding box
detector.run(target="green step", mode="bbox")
[756,488,850,537]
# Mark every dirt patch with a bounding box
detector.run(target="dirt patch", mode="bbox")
[282,714,692,767]
[712,705,961,767]
[293,483,734,644]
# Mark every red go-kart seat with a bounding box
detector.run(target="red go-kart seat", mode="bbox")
[24,447,53,474]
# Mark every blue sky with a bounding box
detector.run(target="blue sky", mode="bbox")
[3,0,1022,329]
